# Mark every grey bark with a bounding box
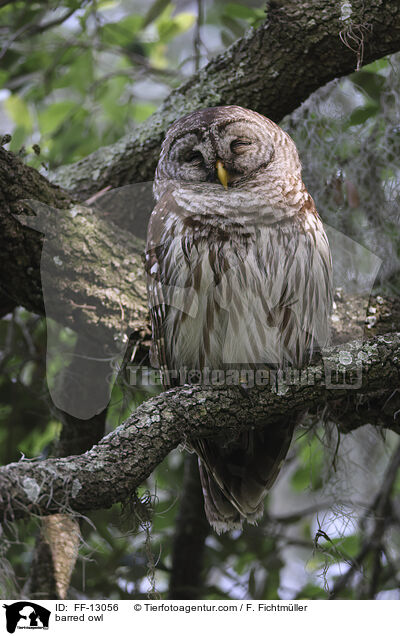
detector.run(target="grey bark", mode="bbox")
[0,152,149,339]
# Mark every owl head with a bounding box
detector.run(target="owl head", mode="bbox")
[154,105,302,200]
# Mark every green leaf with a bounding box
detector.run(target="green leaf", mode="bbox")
[5,95,33,130]
[157,9,195,42]
[96,0,118,8]
[0,70,8,88]
[361,58,389,73]
[291,464,311,491]
[224,4,260,20]
[7,125,28,152]
[321,534,360,559]
[98,76,129,118]
[101,16,144,47]
[143,0,171,28]
[221,15,245,38]
[172,12,196,34]
[131,102,156,122]
[296,584,328,600]
[19,419,61,457]
[234,551,256,575]
[291,435,324,492]
[60,50,94,95]
[350,71,385,102]
[38,101,77,136]
[347,103,380,127]
[337,534,360,558]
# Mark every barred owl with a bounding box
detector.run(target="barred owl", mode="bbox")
[146,106,332,533]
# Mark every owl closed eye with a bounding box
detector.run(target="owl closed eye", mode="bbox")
[155,108,283,189]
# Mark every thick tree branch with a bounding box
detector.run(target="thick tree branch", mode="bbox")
[0,149,149,340]
[50,0,400,198]
[0,333,399,522]
[0,2,399,549]
[0,147,74,315]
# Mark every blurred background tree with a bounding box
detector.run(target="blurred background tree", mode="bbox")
[0,0,400,600]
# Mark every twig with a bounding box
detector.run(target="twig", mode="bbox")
[329,441,400,598]
[193,0,204,72]
[0,7,76,60]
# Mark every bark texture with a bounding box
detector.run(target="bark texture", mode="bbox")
[0,146,73,314]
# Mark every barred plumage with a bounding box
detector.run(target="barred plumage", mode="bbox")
[146,106,332,533]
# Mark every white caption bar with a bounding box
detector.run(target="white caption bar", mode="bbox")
[1,599,396,636]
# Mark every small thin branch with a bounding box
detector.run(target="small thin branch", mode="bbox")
[0,7,76,60]
[193,0,204,72]
[61,36,181,79]
[29,8,77,36]
[329,440,400,599]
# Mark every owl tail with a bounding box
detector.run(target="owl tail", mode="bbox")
[194,423,294,534]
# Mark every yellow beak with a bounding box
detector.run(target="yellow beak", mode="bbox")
[216,159,229,189]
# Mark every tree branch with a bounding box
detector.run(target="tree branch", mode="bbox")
[0,149,149,340]
[1,1,400,547]
[1,139,399,349]
[0,7,77,62]
[0,146,75,315]
[0,333,399,522]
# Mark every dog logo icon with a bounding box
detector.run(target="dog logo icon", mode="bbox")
[3,602,50,633]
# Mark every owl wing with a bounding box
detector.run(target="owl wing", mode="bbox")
[145,195,172,384]
[145,191,194,386]
[268,203,333,366]
[213,203,332,369]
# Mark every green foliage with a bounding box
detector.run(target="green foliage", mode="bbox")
[208,1,264,47]
[291,434,324,492]
[0,0,270,166]
[0,0,196,166]
[156,6,195,42]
